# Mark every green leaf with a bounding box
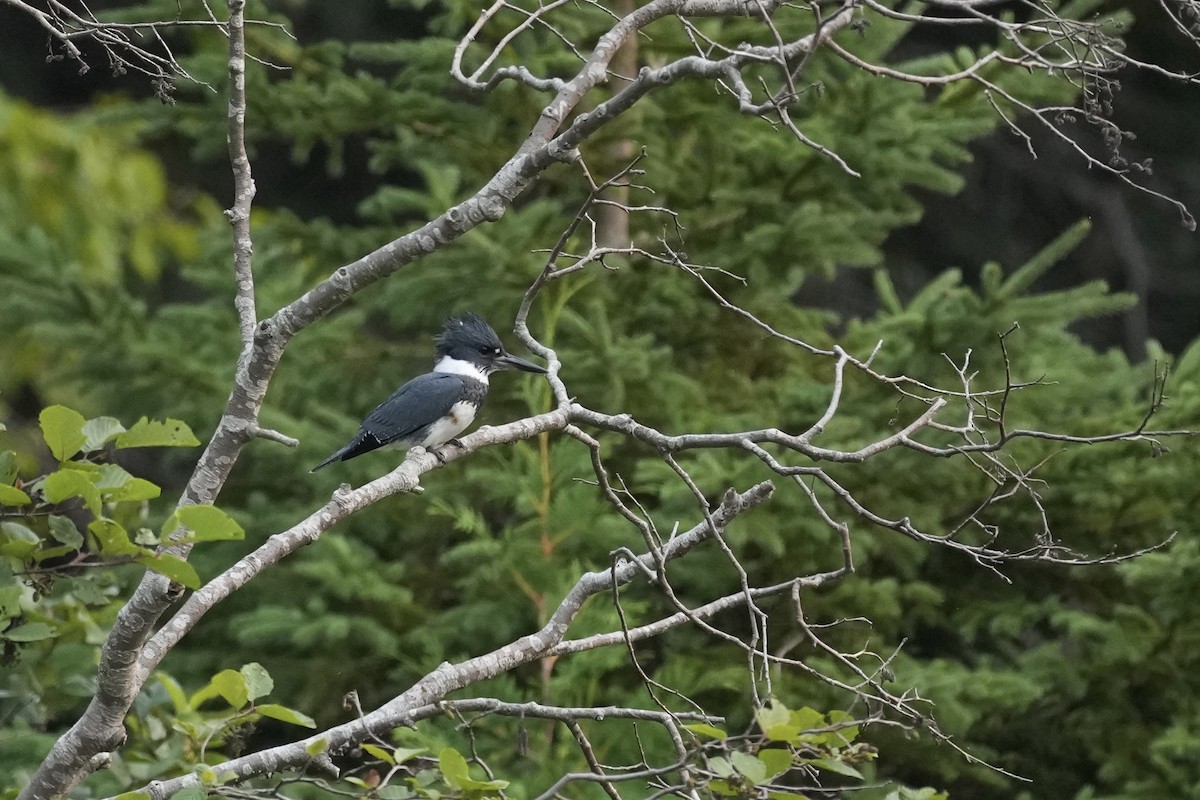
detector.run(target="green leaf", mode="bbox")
[115,417,201,449]
[826,710,860,744]
[241,662,274,701]
[164,504,244,543]
[0,539,37,559]
[256,703,316,728]
[34,544,76,562]
[789,707,826,732]
[758,700,791,726]
[683,722,728,740]
[362,743,396,764]
[731,751,768,785]
[156,673,190,714]
[758,749,793,779]
[0,483,30,506]
[112,792,152,800]
[81,416,126,452]
[137,553,200,589]
[709,779,739,797]
[439,747,471,789]
[48,515,84,548]
[91,464,133,491]
[67,576,109,606]
[756,699,791,734]
[436,746,505,790]
[3,621,57,642]
[43,468,102,514]
[809,758,864,780]
[209,668,250,709]
[305,737,329,756]
[109,478,160,502]
[391,747,427,765]
[89,519,142,556]
[1,521,39,544]
[40,406,87,461]
[377,786,414,800]
[709,757,735,779]
[0,585,22,622]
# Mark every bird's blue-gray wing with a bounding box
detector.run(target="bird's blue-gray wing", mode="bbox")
[361,372,469,445]
[310,373,469,471]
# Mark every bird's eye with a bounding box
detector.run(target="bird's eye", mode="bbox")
[478,345,492,355]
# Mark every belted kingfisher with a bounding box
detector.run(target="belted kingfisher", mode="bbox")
[311,313,546,472]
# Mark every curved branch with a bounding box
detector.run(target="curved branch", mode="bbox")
[126,481,775,799]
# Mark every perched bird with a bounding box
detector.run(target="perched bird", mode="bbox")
[311,313,546,472]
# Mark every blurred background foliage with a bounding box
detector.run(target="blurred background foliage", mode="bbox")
[0,0,1199,798]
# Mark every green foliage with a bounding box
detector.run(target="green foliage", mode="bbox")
[0,406,240,791]
[1,1,1197,799]
[102,662,315,789]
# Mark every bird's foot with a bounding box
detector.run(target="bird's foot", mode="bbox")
[432,439,466,465]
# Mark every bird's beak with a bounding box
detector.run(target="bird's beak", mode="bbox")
[494,352,548,374]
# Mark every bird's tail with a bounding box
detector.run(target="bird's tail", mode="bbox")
[310,442,354,472]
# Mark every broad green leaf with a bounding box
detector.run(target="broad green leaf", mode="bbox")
[89,519,142,556]
[3,621,57,641]
[256,703,316,728]
[758,748,793,779]
[44,468,102,514]
[439,746,469,788]
[241,662,274,700]
[109,478,160,502]
[164,504,244,543]
[0,585,22,621]
[789,707,826,733]
[683,722,728,740]
[136,553,200,589]
[809,758,863,780]
[40,406,87,461]
[826,710,860,744]
[757,700,791,732]
[34,544,75,562]
[764,723,803,743]
[0,539,37,559]
[156,673,190,713]
[362,743,396,764]
[709,757,735,779]
[210,669,250,709]
[392,747,427,765]
[709,779,739,797]
[115,417,201,449]
[377,786,414,800]
[0,483,30,506]
[91,463,133,491]
[731,751,768,785]
[1,521,39,544]
[305,738,329,756]
[67,576,109,605]
[48,515,84,548]
[81,416,126,452]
